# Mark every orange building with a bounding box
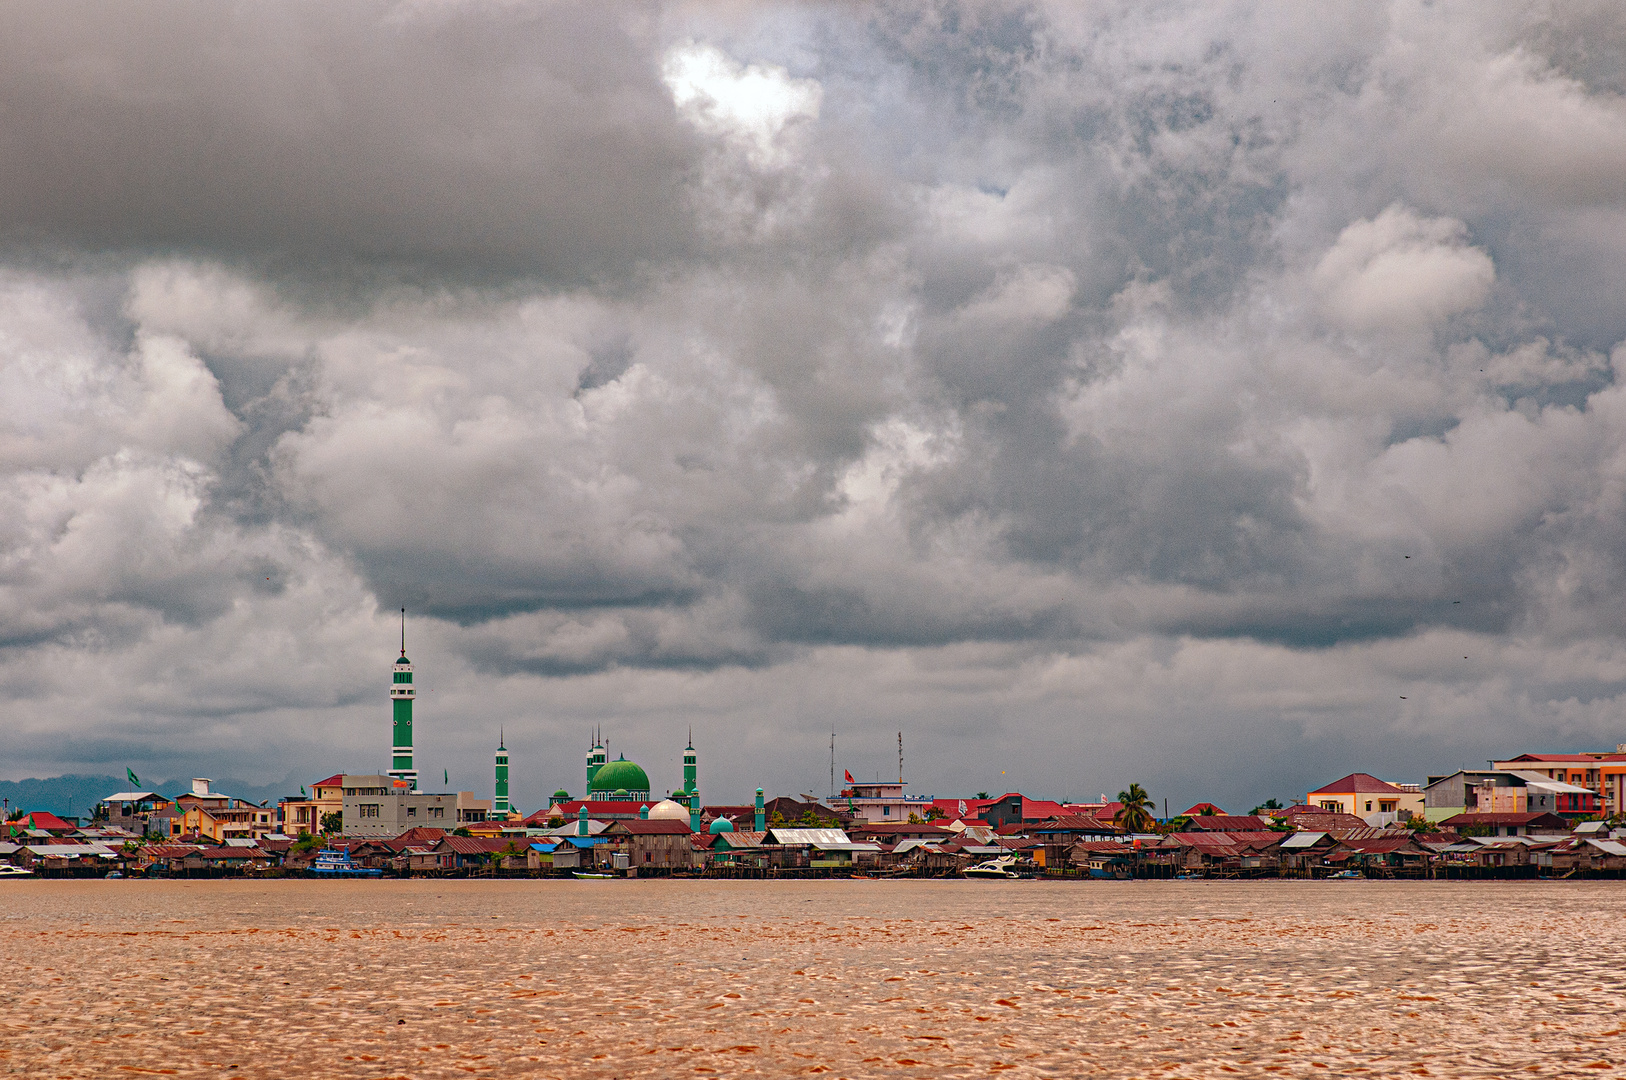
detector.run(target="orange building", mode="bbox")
[1493,752,1626,817]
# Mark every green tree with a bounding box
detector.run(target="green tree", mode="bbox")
[1250,798,1284,814]
[974,792,989,800]
[906,812,923,824]
[923,806,944,821]
[320,810,343,834]
[1113,784,1155,833]
[453,827,473,838]
[770,810,786,826]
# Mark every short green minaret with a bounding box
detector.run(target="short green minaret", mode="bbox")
[577,804,589,837]
[494,731,509,818]
[389,609,418,790]
[754,787,765,833]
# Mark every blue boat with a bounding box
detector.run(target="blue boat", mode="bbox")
[311,849,382,877]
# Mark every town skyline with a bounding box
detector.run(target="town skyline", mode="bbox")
[4,5,1626,815]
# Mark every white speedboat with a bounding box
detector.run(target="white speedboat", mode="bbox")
[963,856,1019,879]
[0,865,35,877]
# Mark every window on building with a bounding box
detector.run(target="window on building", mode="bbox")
[429,807,444,818]
[359,804,381,819]
[407,806,417,817]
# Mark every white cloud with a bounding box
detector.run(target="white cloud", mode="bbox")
[663,41,821,168]
[1313,205,1495,332]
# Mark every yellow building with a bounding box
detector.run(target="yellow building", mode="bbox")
[1305,773,1424,825]
[278,774,346,836]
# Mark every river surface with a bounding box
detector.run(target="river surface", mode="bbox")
[1,879,1622,1078]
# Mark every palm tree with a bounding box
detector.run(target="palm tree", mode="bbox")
[1114,784,1155,833]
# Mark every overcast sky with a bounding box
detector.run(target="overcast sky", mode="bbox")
[4,2,1626,813]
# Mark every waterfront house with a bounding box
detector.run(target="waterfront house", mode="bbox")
[763,827,879,869]
[603,819,699,871]
[1325,834,1429,876]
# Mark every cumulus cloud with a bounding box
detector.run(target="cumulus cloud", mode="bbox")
[2,2,1626,809]
[1313,205,1495,331]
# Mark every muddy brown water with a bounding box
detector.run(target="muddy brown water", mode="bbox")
[1,879,1622,1078]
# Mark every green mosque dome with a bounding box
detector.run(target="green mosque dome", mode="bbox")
[590,756,650,795]
[709,817,734,834]
[613,788,630,799]
[552,789,571,800]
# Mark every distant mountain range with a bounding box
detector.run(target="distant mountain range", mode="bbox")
[0,773,301,820]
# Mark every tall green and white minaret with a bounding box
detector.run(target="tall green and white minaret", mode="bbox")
[389,608,418,790]
[682,730,698,797]
[494,731,510,818]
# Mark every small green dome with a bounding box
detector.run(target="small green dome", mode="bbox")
[552,789,570,799]
[590,756,650,794]
[613,788,630,799]
[709,817,734,834]
[395,655,411,665]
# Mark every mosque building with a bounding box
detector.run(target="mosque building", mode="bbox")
[527,731,701,826]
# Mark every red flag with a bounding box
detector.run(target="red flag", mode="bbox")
[844,769,854,783]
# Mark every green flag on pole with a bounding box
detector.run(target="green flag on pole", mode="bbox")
[444,769,449,786]
[300,785,307,797]
[127,767,139,786]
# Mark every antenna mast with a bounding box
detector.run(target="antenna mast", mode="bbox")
[897,731,903,784]
[829,729,835,800]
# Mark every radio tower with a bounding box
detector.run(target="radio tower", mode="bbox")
[829,729,835,800]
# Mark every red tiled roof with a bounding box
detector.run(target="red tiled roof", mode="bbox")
[1166,831,1283,850]
[138,844,204,857]
[1278,811,1370,831]
[1307,773,1408,795]
[312,774,344,787]
[1498,753,1626,763]
[1033,815,1127,833]
[384,827,450,849]
[16,811,74,832]
[1337,836,1421,854]
[1182,803,1226,817]
[523,800,654,825]
[1441,812,1569,827]
[1182,815,1272,832]
[607,819,693,835]
[434,836,513,854]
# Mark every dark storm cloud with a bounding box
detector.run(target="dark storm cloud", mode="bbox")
[0,2,698,281]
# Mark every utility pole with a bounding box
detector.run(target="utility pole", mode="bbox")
[898,731,904,784]
[829,729,835,800]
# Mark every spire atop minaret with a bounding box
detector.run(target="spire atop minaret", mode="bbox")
[400,607,406,657]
